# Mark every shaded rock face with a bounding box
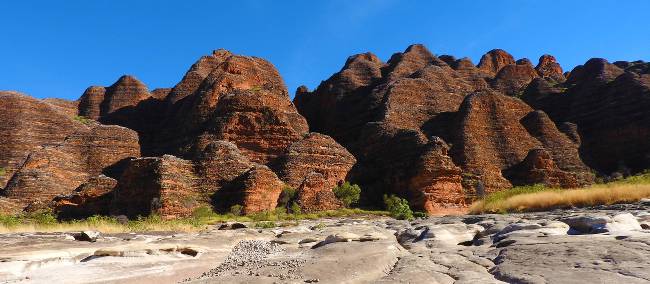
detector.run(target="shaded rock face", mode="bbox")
[505,149,578,188]
[524,59,650,174]
[296,45,598,210]
[53,175,118,219]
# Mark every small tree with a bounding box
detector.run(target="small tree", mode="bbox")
[383,194,413,220]
[278,186,297,208]
[333,182,361,208]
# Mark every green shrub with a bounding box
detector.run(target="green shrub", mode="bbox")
[229,204,244,216]
[333,182,361,208]
[278,186,297,208]
[413,211,428,218]
[0,215,21,227]
[383,194,413,220]
[254,221,276,228]
[73,115,92,125]
[289,202,301,214]
[192,206,217,219]
[0,167,6,177]
[28,212,58,225]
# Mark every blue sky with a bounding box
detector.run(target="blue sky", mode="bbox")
[1,0,649,100]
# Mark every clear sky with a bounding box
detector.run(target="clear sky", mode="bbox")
[1,0,649,100]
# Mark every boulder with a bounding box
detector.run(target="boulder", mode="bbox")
[111,155,200,219]
[232,165,284,214]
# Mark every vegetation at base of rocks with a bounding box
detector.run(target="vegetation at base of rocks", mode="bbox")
[253,221,276,228]
[470,172,650,214]
[73,115,93,125]
[229,204,244,216]
[0,207,389,233]
[413,212,428,218]
[277,186,297,208]
[383,194,414,221]
[0,167,6,177]
[333,182,361,208]
[289,202,301,214]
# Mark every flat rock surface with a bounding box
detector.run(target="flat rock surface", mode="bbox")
[1,203,650,283]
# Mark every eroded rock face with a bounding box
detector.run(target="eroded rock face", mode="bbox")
[505,149,578,188]
[276,133,355,212]
[278,133,356,188]
[111,155,200,219]
[78,75,152,120]
[524,59,650,174]
[477,49,516,76]
[0,92,85,189]
[2,122,139,210]
[231,165,284,214]
[153,51,309,166]
[536,54,565,82]
[408,138,465,213]
[295,45,595,210]
[53,175,118,219]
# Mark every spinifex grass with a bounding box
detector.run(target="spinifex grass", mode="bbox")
[0,208,388,233]
[470,172,650,214]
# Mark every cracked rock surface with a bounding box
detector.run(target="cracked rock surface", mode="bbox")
[1,202,650,283]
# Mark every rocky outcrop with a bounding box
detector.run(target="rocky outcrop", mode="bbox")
[295,45,595,210]
[78,75,151,120]
[477,49,515,76]
[53,175,118,219]
[0,92,84,189]
[111,155,200,219]
[491,60,539,96]
[535,54,565,82]
[408,138,465,212]
[152,51,309,165]
[295,172,344,212]
[231,165,284,214]
[524,58,650,174]
[276,133,356,211]
[505,149,579,188]
[2,124,140,210]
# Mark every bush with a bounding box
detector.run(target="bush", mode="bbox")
[289,202,301,214]
[192,206,216,219]
[413,212,428,218]
[383,194,413,220]
[229,204,244,216]
[254,221,276,228]
[0,167,5,177]
[333,182,361,208]
[73,115,92,125]
[278,186,297,208]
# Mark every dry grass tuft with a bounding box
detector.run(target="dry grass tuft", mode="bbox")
[470,177,650,214]
[0,208,389,234]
